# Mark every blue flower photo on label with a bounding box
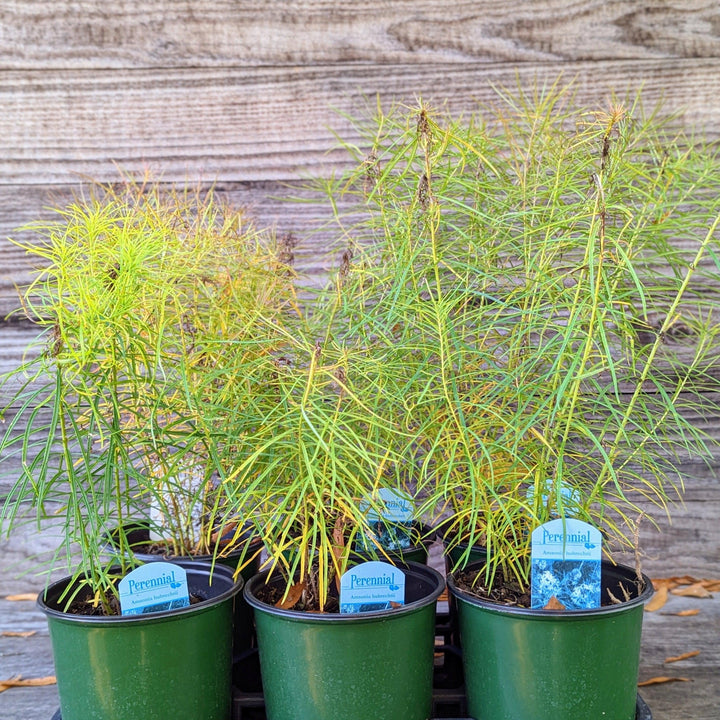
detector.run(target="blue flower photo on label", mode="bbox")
[531,558,601,609]
[530,519,602,610]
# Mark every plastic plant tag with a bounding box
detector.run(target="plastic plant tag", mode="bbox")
[361,488,414,523]
[340,561,405,614]
[148,460,205,543]
[118,562,190,616]
[527,478,581,517]
[358,488,415,552]
[531,518,602,610]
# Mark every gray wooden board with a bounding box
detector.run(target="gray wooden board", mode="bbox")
[1,1,720,68]
[1,61,719,188]
[1,2,720,717]
[0,598,58,720]
[0,182,344,316]
[3,179,720,317]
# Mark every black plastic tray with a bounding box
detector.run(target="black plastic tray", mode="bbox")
[52,693,651,720]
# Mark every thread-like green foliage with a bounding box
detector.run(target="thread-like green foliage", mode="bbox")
[0,178,296,604]
[3,83,720,610]
[222,328,409,608]
[311,82,720,588]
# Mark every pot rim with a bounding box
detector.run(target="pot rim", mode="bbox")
[244,560,445,623]
[447,559,654,618]
[37,559,243,626]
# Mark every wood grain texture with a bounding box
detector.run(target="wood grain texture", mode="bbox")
[4,176,720,317]
[640,593,720,720]
[1,60,720,187]
[1,0,720,68]
[0,610,58,720]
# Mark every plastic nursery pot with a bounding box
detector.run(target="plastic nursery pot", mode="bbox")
[244,561,445,720]
[447,560,654,720]
[38,560,242,720]
[432,518,488,573]
[107,521,262,656]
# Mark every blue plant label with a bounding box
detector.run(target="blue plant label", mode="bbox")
[118,562,190,616]
[358,488,415,552]
[339,561,405,614]
[360,488,414,523]
[531,518,602,610]
[527,479,581,517]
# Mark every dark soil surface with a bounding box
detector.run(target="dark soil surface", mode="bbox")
[454,565,643,609]
[454,567,532,607]
[62,584,205,617]
[254,565,341,613]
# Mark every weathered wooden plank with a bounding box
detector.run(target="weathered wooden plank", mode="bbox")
[636,500,720,579]
[1,61,720,188]
[4,180,720,319]
[1,0,720,69]
[4,317,720,397]
[0,2,717,717]
[0,521,69,596]
[0,613,58,720]
[640,591,720,720]
[640,668,720,720]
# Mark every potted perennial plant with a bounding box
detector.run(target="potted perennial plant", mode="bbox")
[0,178,295,718]
[312,82,720,720]
[227,327,445,720]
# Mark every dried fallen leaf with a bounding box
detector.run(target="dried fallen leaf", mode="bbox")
[275,580,305,610]
[644,584,668,612]
[0,631,36,638]
[669,575,701,586]
[332,516,346,552]
[543,596,566,611]
[3,594,37,602]
[653,576,720,591]
[210,521,238,547]
[665,650,700,664]
[670,583,712,599]
[637,676,691,687]
[0,675,56,693]
[651,578,676,591]
[661,608,700,617]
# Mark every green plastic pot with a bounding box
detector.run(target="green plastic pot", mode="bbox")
[433,519,488,572]
[107,521,261,657]
[244,561,445,720]
[438,536,489,684]
[38,560,242,720]
[448,560,653,720]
